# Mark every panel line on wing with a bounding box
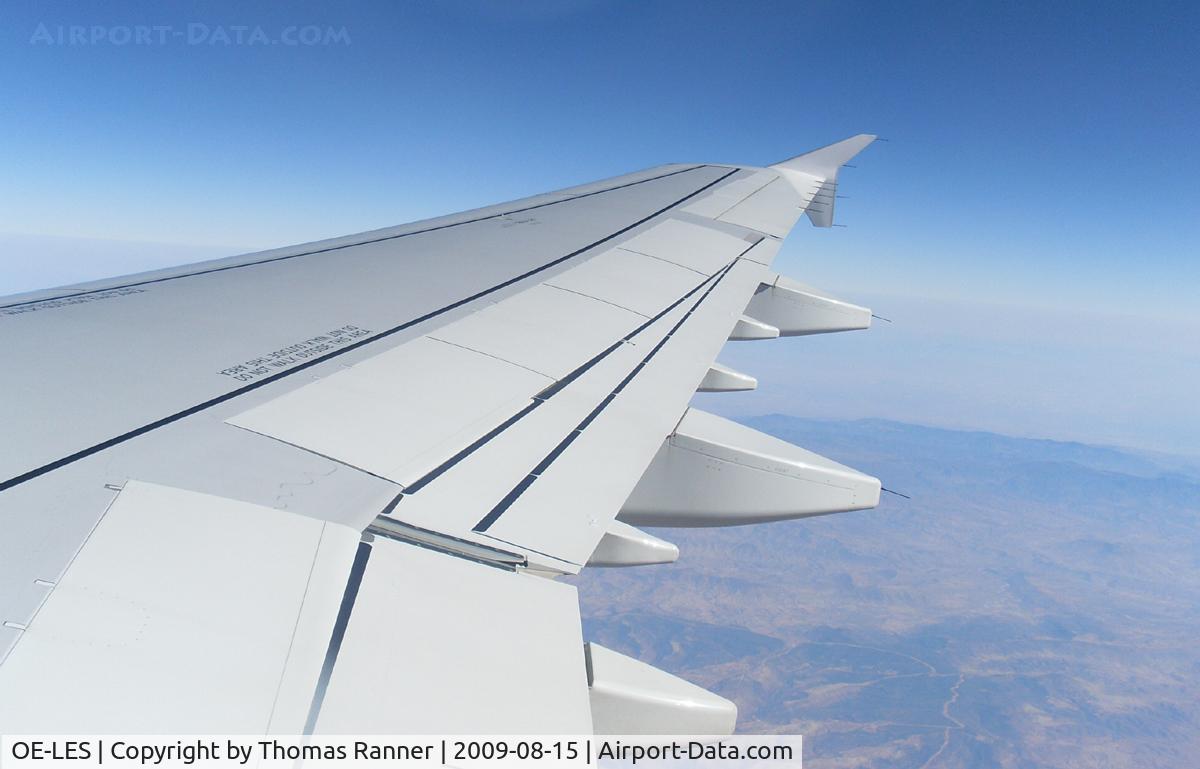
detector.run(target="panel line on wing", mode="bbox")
[265,521,330,731]
[303,539,372,736]
[423,336,555,379]
[614,247,711,277]
[712,175,785,219]
[542,282,652,318]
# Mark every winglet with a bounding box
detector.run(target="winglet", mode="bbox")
[770,134,876,227]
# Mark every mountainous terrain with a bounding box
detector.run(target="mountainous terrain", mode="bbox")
[573,416,1200,768]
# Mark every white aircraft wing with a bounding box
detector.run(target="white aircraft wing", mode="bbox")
[0,136,880,734]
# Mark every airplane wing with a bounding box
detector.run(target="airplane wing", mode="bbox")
[0,136,880,734]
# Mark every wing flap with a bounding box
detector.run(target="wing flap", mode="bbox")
[311,534,592,734]
[0,481,596,735]
[0,481,359,733]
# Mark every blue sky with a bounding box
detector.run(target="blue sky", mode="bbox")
[1,1,1196,454]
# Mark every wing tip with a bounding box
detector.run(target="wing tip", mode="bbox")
[770,133,877,179]
[769,133,877,228]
